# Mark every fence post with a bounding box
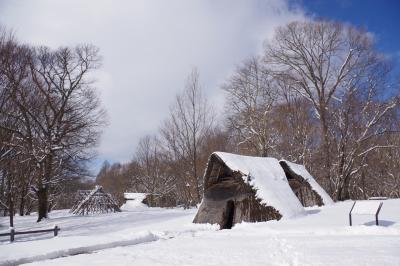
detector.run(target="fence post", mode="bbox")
[54,225,59,236]
[10,228,15,242]
[375,202,383,226]
[349,201,356,226]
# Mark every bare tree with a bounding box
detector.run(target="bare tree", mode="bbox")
[161,68,214,205]
[0,26,35,225]
[272,77,317,165]
[328,73,399,199]
[28,45,105,221]
[0,37,106,221]
[128,135,176,198]
[223,57,279,157]
[264,20,399,198]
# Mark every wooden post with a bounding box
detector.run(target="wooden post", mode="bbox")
[375,203,383,226]
[349,201,356,226]
[10,228,15,242]
[349,213,352,226]
[54,225,59,236]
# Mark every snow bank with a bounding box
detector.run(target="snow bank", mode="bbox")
[214,152,305,218]
[0,207,206,265]
[0,230,159,265]
[281,160,334,205]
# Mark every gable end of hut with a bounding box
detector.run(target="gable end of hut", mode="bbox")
[279,161,323,207]
[194,153,282,229]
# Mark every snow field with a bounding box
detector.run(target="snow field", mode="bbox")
[1,199,399,265]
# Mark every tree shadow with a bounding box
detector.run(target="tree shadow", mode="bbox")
[305,209,320,215]
[364,220,396,227]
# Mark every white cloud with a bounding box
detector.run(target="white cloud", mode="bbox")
[0,0,304,170]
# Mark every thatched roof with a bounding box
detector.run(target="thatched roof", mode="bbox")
[208,152,305,218]
[279,160,333,206]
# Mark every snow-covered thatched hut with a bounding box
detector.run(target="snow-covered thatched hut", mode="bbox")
[124,192,147,203]
[122,192,177,208]
[193,152,305,229]
[279,160,333,207]
[70,186,121,215]
[121,193,148,210]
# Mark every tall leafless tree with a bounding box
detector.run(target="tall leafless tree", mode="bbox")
[223,57,279,157]
[161,68,215,205]
[0,28,106,222]
[27,45,105,221]
[129,135,176,197]
[264,20,400,199]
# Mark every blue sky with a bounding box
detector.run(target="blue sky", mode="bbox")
[297,0,400,75]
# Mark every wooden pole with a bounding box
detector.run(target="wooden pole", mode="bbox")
[54,225,59,236]
[10,228,14,242]
[375,202,383,226]
[349,201,356,226]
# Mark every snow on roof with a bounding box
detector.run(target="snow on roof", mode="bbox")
[213,152,305,218]
[124,193,147,200]
[280,160,333,205]
[122,193,148,210]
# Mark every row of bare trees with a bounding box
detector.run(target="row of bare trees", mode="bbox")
[97,20,399,205]
[97,69,229,207]
[0,26,105,224]
[224,20,400,200]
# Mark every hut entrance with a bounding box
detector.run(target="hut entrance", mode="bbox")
[222,200,235,229]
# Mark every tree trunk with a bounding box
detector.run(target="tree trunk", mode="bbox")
[320,108,333,195]
[0,171,4,204]
[19,193,25,216]
[37,186,48,222]
[9,198,14,228]
[37,153,53,222]
[335,172,352,201]
[6,171,14,227]
[340,174,351,200]
[361,170,367,200]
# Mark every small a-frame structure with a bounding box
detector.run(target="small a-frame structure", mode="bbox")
[70,186,121,215]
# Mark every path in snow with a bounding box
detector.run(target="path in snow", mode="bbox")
[0,207,214,265]
[25,224,400,266]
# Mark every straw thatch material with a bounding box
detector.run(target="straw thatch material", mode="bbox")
[70,186,121,215]
[193,153,300,229]
[279,161,333,207]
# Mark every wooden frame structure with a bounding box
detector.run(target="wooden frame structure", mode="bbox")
[70,186,121,215]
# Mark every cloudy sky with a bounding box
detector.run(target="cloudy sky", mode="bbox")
[0,0,398,174]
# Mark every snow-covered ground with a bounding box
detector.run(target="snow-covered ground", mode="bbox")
[1,200,400,266]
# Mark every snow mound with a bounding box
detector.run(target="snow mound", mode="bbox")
[121,193,148,210]
[1,231,159,265]
[281,160,334,205]
[214,152,305,218]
